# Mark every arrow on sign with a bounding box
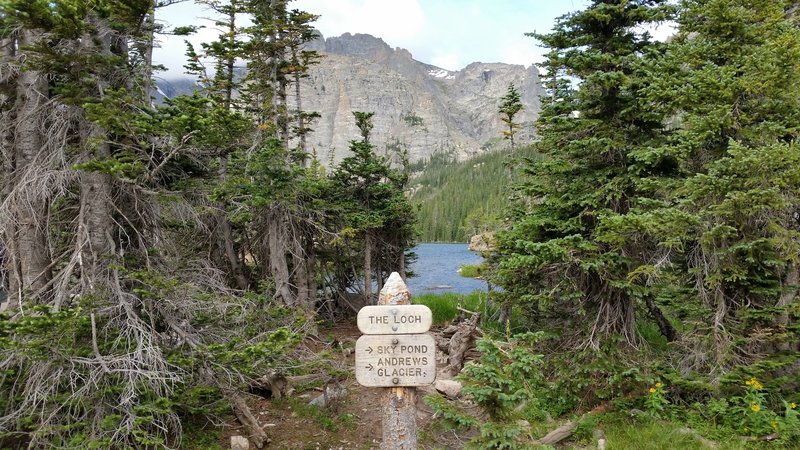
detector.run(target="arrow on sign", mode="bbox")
[366,347,373,354]
[365,363,374,371]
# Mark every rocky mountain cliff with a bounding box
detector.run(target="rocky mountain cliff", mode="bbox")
[155,32,543,165]
[300,32,542,164]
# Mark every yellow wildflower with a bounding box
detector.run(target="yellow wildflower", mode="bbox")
[791,402,797,409]
[746,377,763,389]
[751,402,761,412]
[649,387,657,394]
[772,421,779,431]
[655,382,663,388]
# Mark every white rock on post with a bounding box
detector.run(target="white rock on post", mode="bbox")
[378,272,411,306]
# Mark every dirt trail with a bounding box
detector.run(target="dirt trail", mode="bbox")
[217,320,451,450]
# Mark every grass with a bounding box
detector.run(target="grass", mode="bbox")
[413,291,487,325]
[458,263,485,279]
[286,397,357,433]
[181,419,224,450]
[413,291,526,333]
[598,413,750,450]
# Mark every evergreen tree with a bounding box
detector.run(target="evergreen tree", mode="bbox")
[498,82,523,151]
[494,0,674,347]
[0,0,310,446]
[636,0,800,375]
[332,112,415,303]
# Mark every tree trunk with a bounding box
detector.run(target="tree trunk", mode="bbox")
[78,139,114,295]
[376,257,383,295]
[293,232,310,309]
[218,158,250,290]
[140,4,156,104]
[0,33,16,309]
[77,19,117,299]
[398,245,406,280]
[306,235,317,307]
[644,294,679,342]
[292,52,307,164]
[381,387,417,449]
[777,264,798,351]
[364,231,373,305]
[268,211,294,306]
[378,273,417,449]
[8,29,52,303]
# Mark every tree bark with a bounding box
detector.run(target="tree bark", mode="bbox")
[381,387,417,450]
[8,29,52,303]
[398,244,406,280]
[218,158,250,290]
[777,264,798,351]
[292,48,307,164]
[292,232,310,309]
[306,237,317,307]
[77,18,116,299]
[364,231,373,304]
[644,294,679,342]
[268,211,294,305]
[140,3,156,104]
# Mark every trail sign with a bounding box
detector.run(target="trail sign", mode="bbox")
[357,304,432,335]
[355,333,436,387]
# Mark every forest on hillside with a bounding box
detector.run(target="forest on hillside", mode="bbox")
[1,0,799,449]
[409,146,540,243]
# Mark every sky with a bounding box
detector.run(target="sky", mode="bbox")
[153,0,594,79]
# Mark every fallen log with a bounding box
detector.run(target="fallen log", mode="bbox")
[538,421,577,446]
[226,390,270,448]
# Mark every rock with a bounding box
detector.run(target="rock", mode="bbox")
[434,379,463,398]
[469,232,495,253]
[378,272,411,305]
[230,435,249,450]
[157,31,542,166]
[295,32,542,166]
[417,384,437,397]
[308,385,348,408]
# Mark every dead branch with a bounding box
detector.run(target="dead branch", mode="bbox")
[446,312,481,375]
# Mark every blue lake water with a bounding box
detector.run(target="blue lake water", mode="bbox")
[406,243,487,295]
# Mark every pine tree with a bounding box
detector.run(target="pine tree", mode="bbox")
[0,1,307,446]
[638,0,800,374]
[499,82,523,151]
[332,112,415,303]
[494,0,674,348]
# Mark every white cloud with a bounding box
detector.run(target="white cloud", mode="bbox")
[430,53,460,72]
[500,41,540,68]
[294,0,426,47]
[153,0,592,77]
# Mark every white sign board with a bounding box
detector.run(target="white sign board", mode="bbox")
[357,305,432,335]
[355,334,437,387]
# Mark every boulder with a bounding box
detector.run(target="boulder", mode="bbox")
[469,232,495,253]
[434,379,463,398]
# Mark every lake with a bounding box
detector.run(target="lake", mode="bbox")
[406,243,487,295]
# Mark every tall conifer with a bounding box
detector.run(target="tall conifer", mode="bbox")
[494,0,673,348]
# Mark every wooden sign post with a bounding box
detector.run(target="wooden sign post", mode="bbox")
[355,272,434,450]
